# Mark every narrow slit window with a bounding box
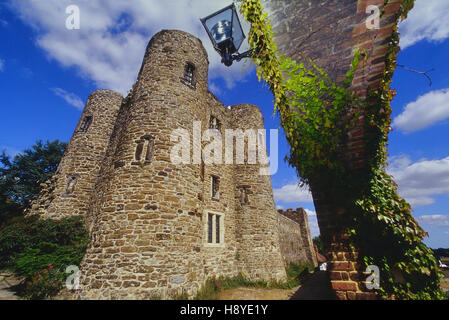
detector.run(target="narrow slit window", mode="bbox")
[134,135,154,164]
[185,63,195,85]
[135,142,144,161]
[79,116,93,133]
[145,139,154,162]
[209,116,221,131]
[216,215,221,244]
[208,213,213,244]
[211,176,220,200]
[65,175,77,194]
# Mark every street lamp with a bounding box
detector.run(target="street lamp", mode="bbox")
[200,4,254,67]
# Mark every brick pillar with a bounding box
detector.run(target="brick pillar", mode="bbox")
[263,0,408,300]
[312,183,376,300]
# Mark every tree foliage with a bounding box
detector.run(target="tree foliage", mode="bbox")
[0,140,66,224]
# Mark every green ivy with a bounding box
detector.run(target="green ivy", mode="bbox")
[280,54,363,181]
[239,0,444,299]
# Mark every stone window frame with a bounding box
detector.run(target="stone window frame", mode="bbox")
[180,62,196,90]
[209,115,221,131]
[78,115,93,133]
[203,210,225,248]
[211,175,220,201]
[131,134,155,166]
[238,185,251,205]
[62,174,79,198]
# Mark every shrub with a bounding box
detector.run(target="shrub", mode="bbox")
[14,244,86,279]
[0,215,88,269]
[0,215,89,299]
[23,265,65,300]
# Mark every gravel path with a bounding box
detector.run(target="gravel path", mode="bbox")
[0,272,22,300]
[218,271,336,300]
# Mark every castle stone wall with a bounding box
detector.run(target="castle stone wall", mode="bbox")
[29,90,123,219]
[75,30,286,299]
[278,208,318,268]
[278,214,307,266]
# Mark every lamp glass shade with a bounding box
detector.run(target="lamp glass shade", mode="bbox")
[201,4,245,55]
[231,8,244,52]
[203,7,233,47]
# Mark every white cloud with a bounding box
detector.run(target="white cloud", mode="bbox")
[399,0,449,49]
[0,58,4,71]
[304,209,320,238]
[387,155,449,207]
[393,88,449,133]
[417,214,449,227]
[273,183,313,203]
[10,0,253,95]
[304,209,316,216]
[208,82,223,96]
[51,88,84,110]
[275,205,284,211]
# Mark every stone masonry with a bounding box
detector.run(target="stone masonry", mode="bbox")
[278,208,318,268]
[29,90,123,219]
[29,29,316,299]
[263,0,409,299]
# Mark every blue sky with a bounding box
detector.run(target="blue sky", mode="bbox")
[0,0,448,248]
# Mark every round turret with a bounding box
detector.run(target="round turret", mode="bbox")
[29,90,123,219]
[231,104,286,281]
[78,30,214,299]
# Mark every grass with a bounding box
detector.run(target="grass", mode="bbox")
[444,291,449,300]
[172,291,189,300]
[194,262,314,300]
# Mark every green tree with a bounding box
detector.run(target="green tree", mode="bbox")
[0,140,66,224]
[313,236,323,254]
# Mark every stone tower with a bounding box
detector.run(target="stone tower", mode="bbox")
[75,30,287,299]
[231,104,286,280]
[29,90,123,219]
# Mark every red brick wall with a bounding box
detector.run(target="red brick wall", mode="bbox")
[263,0,406,299]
